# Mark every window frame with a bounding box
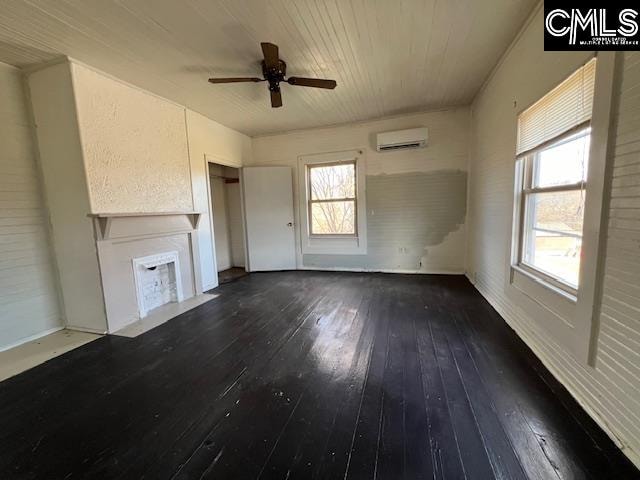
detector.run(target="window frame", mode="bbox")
[307,160,358,237]
[514,127,590,297]
[506,52,618,365]
[297,150,367,256]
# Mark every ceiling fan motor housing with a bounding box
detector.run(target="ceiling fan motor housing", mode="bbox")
[262,59,287,92]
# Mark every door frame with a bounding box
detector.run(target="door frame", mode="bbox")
[204,154,248,275]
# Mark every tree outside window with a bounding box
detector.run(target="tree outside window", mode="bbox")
[307,162,357,235]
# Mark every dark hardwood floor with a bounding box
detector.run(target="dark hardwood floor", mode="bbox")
[0,271,638,479]
[218,267,249,285]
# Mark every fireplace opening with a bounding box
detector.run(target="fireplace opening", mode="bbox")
[133,251,184,318]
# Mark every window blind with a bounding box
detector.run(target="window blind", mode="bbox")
[516,58,596,157]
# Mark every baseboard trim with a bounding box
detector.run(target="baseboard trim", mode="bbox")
[298,266,466,275]
[0,326,65,353]
[65,325,107,335]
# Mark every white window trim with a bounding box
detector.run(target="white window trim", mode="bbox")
[508,52,618,365]
[513,127,590,299]
[298,150,367,255]
[307,160,358,237]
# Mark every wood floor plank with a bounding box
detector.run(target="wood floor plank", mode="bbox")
[132,283,329,478]
[375,291,406,479]
[343,287,393,479]
[460,304,616,480]
[428,313,496,479]
[454,307,564,480]
[400,290,434,480]
[254,282,369,478]
[313,280,383,480]
[414,307,467,479]
[173,276,349,479]
[440,310,528,480]
[0,272,637,479]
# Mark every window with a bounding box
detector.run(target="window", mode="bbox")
[513,59,596,295]
[307,161,357,236]
[519,129,589,290]
[298,150,366,255]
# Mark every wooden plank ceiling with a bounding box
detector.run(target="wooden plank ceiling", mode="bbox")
[0,0,536,136]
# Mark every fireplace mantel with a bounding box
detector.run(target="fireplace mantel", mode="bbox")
[89,211,200,217]
[89,211,202,241]
[89,211,204,332]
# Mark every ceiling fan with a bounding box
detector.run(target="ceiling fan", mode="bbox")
[208,42,337,108]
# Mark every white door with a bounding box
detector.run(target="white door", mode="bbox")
[242,166,296,271]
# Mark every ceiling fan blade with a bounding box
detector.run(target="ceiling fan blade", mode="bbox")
[208,77,264,84]
[261,42,280,69]
[270,89,283,108]
[287,77,337,89]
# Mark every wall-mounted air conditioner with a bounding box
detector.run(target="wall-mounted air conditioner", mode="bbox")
[376,127,428,152]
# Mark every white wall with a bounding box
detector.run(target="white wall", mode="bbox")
[209,168,231,272]
[250,109,470,273]
[467,6,640,468]
[0,61,62,349]
[208,164,245,272]
[227,181,245,268]
[186,110,252,289]
[28,61,107,334]
[71,63,193,214]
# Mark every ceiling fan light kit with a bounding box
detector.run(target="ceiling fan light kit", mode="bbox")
[208,42,337,108]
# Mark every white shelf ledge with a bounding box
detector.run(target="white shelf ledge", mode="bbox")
[88,211,200,218]
[89,211,203,241]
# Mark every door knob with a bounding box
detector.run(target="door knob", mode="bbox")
[287,222,293,227]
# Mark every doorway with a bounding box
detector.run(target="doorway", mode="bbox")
[208,163,248,285]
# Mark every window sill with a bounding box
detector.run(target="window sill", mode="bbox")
[301,235,367,255]
[511,265,578,304]
[309,234,357,239]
